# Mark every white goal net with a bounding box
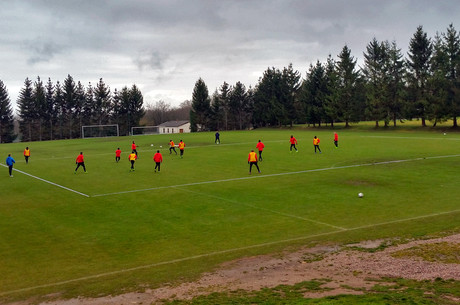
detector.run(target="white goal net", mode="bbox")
[131,126,160,136]
[82,124,119,139]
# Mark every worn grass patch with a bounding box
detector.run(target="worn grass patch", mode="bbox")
[392,242,460,264]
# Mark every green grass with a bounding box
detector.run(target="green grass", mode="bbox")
[1,127,460,303]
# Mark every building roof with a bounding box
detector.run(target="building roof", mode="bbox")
[158,120,189,127]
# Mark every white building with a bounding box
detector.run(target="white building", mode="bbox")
[158,120,190,134]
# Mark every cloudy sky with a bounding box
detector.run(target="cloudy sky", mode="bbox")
[1,0,458,111]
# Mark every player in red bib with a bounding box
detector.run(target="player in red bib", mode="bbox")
[289,135,298,152]
[256,140,265,161]
[153,150,163,172]
[75,152,86,173]
[131,141,138,156]
[115,148,121,162]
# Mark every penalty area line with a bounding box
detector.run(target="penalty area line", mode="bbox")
[0,164,89,198]
[2,207,460,296]
[92,154,460,197]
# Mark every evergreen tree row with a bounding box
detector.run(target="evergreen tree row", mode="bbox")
[0,80,15,143]
[15,75,145,142]
[191,24,460,130]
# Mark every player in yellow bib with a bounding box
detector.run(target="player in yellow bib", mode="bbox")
[128,151,137,171]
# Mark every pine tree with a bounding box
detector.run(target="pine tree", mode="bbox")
[426,33,449,126]
[406,26,432,126]
[335,45,362,127]
[0,80,15,143]
[281,63,301,127]
[74,81,86,137]
[209,90,222,131]
[253,67,283,127]
[363,38,388,127]
[385,41,406,126]
[228,81,249,130]
[63,74,76,138]
[442,24,460,127]
[17,78,34,141]
[83,82,94,125]
[44,78,56,140]
[118,87,131,135]
[190,78,211,131]
[93,78,111,125]
[128,84,145,132]
[32,77,46,140]
[54,81,65,139]
[323,55,340,127]
[300,61,328,126]
[219,82,230,130]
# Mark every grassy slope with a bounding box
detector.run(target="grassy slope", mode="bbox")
[0,127,459,301]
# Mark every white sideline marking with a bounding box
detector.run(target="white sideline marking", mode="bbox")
[2,207,460,296]
[92,154,460,197]
[361,135,460,141]
[0,164,89,197]
[176,187,346,230]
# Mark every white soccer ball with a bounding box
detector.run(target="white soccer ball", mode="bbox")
[358,192,364,198]
[160,145,162,148]
[151,144,153,147]
[443,133,446,135]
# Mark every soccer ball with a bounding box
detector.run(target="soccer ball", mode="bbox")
[443,133,446,135]
[151,144,153,147]
[160,145,162,148]
[358,192,364,198]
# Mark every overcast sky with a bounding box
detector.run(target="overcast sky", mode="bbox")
[1,0,458,111]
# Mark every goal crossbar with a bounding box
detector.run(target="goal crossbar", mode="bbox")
[131,126,160,136]
[82,124,119,139]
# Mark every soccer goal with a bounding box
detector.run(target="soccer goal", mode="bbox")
[82,124,119,139]
[131,126,160,136]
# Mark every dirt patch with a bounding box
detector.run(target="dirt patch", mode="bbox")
[11,234,460,305]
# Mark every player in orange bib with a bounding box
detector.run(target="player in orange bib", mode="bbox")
[178,140,185,158]
[169,140,177,155]
[23,147,30,164]
[248,149,260,174]
[313,136,321,153]
[333,132,338,148]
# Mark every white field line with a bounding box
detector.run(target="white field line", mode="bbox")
[92,154,460,197]
[176,187,346,230]
[0,163,89,197]
[2,207,460,296]
[361,135,460,141]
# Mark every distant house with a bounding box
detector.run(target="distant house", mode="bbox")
[158,120,190,134]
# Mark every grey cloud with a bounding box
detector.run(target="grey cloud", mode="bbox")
[22,39,64,65]
[133,50,169,71]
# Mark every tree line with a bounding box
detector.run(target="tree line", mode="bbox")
[0,75,145,142]
[191,24,460,130]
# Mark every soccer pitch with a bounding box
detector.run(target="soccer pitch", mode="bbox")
[1,129,460,301]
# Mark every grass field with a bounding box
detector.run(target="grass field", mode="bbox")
[1,126,460,303]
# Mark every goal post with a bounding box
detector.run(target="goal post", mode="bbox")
[131,126,160,136]
[82,124,119,139]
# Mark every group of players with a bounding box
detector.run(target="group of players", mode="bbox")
[5,132,339,177]
[247,132,338,174]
